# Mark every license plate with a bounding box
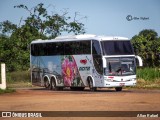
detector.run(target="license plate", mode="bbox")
[119,83,125,86]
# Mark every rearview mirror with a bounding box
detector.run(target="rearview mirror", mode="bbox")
[135,56,143,66]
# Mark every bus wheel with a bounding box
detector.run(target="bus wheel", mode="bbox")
[115,87,122,92]
[44,78,50,89]
[51,78,57,90]
[88,77,96,91]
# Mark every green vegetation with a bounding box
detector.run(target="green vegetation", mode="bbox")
[137,67,160,81]
[0,3,160,90]
[0,3,86,72]
[7,71,30,83]
[0,88,15,94]
[7,71,32,88]
[130,30,160,89]
[131,29,160,67]
[136,79,160,89]
[135,68,160,89]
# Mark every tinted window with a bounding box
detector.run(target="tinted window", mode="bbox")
[47,43,56,55]
[93,55,103,75]
[54,42,64,55]
[81,41,91,54]
[31,40,91,56]
[31,43,64,56]
[64,42,75,55]
[31,44,42,56]
[92,40,101,55]
[92,40,103,75]
[101,41,134,55]
[74,42,82,54]
[64,41,91,55]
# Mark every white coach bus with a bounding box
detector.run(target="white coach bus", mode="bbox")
[30,34,142,91]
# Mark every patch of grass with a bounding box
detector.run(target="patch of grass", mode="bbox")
[6,71,32,88]
[0,88,16,94]
[137,67,160,81]
[133,68,160,89]
[7,71,31,83]
[129,79,160,89]
[8,81,32,88]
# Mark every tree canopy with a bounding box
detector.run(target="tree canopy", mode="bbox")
[131,29,160,67]
[0,3,160,72]
[0,3,86,71]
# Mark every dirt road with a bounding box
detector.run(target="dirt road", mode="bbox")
[0,88,160,120]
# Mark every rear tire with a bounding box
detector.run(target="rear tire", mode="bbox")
[51,78,57,90]
[44,78,50,89]
[115,87,122,92]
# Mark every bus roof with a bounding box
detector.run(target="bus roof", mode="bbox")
[31,34,129,44]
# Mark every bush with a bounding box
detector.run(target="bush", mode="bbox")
[137,67,160,81]
[7,71,31,83]
[0,88,15,94]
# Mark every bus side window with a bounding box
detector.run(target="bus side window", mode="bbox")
[83,41,91,54]
[64,42,75,55]
[72,41,91,55]
[31,44,35,56]
[47,43,54,55]
[56,42,64,55]
[32,44,40,56]
[92,40,103,75]
[74,42,81,54]
[92,40,101,55]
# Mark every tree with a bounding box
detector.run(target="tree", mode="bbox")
[139,29,158,41]
[14,3,85,38]
[0,3,86,71]
[131,29,160,67]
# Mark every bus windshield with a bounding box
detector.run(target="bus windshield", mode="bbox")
[101,41,134,55]
[104,57,136,76]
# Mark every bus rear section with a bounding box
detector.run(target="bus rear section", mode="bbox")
[30,37,93,91]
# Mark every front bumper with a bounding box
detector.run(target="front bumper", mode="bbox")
[104,80,136,87]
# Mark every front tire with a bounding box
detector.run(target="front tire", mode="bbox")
[115,87,122,92]
[88,77,97,91]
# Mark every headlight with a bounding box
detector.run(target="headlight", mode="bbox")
[130,78,136,81]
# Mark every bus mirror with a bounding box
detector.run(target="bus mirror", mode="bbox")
[135,56,143,66]
[102,57,107,68]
